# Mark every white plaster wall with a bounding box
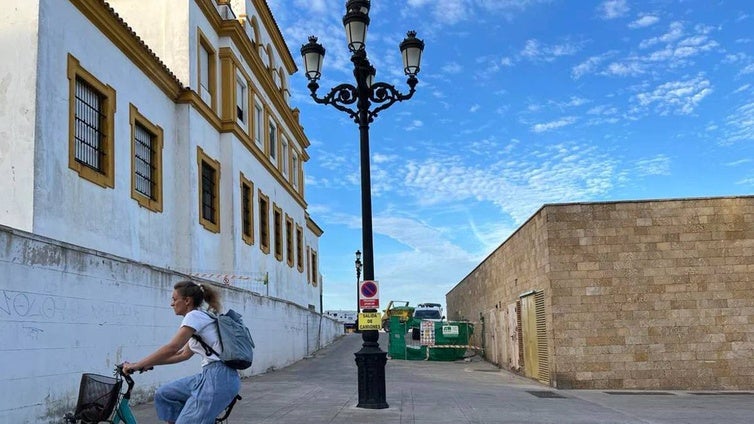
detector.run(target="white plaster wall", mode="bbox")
[0,225,342,424]
[32,1,181,266]
[0,1,40,231]
[4,0,322,320]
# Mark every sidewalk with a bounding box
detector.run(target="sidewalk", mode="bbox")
[133,333,754,423]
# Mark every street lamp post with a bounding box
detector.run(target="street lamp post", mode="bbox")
[355,250,362,332]
[300,0,424,410]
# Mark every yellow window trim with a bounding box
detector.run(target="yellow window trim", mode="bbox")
[310,249,318,287]
[285,214,294,268]
[295,224,304,272]
[258,189,270,254]
[129,104,164,212]
[273,203,283,261]
[240,172,254,246]
[197,146,221,233]
[67,54,116,189]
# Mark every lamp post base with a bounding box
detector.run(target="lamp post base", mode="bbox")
[354,329,388,409]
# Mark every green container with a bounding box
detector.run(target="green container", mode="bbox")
[405,344,427,360]
[428,321,474,361]
[387,317,407,359]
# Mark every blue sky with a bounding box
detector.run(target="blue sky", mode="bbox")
[266,0,754,313]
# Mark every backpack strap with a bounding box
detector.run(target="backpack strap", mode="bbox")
[191,310,221,357]
[192,333,219,357]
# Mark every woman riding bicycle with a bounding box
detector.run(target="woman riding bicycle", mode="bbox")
[123,280,240,424]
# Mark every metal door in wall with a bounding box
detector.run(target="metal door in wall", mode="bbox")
[507,302,519,370]
[520,291,549,384]
[520,293,539,379]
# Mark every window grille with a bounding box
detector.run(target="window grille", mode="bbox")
[201,162,217,224]
[296,226,304,270]
[259,194,269,251]
[242,183,252,237]
[285,217,294,266]
[74,77,106,172]
[274,207,283,260]
[311,251,318,286]
[134,123,156,199]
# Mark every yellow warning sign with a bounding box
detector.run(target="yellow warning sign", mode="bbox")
[358,312,382,331]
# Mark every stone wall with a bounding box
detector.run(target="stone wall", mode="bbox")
[549,197,754,389]
[447,196,754,390]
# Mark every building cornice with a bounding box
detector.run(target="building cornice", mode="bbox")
[306,213,324,236]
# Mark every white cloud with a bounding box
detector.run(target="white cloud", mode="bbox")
[469,104,481,113]
[722,102,754,144]
[726,159,751,167]
[605,61,644,76]
[401,142,621,223]
[733,84,751,94]
[640,21,684,48]
[635,155,671,176]
[572,54,612,79]
[633,75,713,115]
[405,120,424,131]
[442,62,463,74]
[373,153,399,164]
[598,0,629,20]
[629,15,660,29]
[521,39,582,62]
[741,63,754,75]
[531,116,577,133]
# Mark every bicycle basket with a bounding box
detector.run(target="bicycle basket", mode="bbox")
[73,373,122,423]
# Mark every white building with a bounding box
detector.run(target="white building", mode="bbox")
[0,0,323,308]
[0,1,337,422]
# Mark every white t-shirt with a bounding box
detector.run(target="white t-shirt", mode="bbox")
[182,310,222,367]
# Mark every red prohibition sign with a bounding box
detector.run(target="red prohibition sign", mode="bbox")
[361,281,378,298]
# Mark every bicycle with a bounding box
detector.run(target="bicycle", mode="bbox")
[64,364,241,423]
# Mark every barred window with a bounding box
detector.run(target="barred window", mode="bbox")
[197,147,220,233]
[202,163,216,222]
[74,78,106,171]
[296,225,304,272]
[129,104,163,212]
[285,215,294,267]
[273,204,283,261]
[259,191,270,253]
[67,54,115,188]
[134,124,155,198]
[240,174,254,245]
[311,250,318,287]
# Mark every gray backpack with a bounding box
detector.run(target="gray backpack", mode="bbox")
[192,309,255,370]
